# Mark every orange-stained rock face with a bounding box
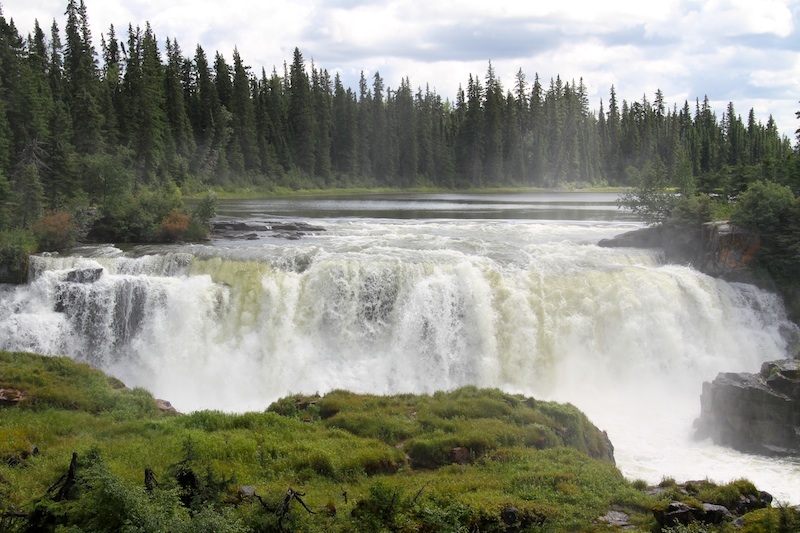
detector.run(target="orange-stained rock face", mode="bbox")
[707,222,761,273]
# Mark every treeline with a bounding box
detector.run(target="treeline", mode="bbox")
[1,0,799,278]
[2,0,797,205]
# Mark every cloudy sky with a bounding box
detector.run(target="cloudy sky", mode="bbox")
[5,0,800,140]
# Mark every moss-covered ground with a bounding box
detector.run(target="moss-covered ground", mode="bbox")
[1,351,796,531]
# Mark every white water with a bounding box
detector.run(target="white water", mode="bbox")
[2,210,799,503]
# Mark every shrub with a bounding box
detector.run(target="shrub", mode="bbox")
[730,180,796,233]
[32,210,78,251]
[0,229,36,282]
[618,160,678,225]
[159,209,191,242]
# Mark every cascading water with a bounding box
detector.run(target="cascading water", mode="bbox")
[1,196,798,503]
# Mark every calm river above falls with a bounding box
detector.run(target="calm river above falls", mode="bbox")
[2,192,799,502]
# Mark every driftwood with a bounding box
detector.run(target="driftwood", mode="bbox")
[144,467,159,491]
[275,487,315,529]
[47,452,78,501]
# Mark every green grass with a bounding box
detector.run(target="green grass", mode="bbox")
[1,351,793,532]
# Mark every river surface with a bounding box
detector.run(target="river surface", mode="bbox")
[2,192,799,503]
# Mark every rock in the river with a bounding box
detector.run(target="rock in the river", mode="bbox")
[64,267,104,284]
[694,359,800,456]
[212,220,325,240]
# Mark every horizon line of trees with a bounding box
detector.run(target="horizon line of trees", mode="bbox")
[2,2,797,204]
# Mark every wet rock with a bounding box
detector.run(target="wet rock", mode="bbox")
[271,231,303,240]
[694,359,800,456]
[212,220,325,240]
[701,503,733,524]
[270,221,325,232]
[64,267,104,284]
[653,501,698,527]
[700,221,760,279]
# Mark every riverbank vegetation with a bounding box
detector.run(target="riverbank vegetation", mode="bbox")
[1,2,798,257]
[2,351,797,532]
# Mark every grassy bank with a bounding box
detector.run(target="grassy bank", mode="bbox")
[1,351,795,531]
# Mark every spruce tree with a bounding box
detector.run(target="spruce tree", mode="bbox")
[286,48,315,177]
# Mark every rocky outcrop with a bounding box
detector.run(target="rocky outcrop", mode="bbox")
[694,359,800,456]
[156,398,178,414]
[698,222,761,280]
[0,387,25,406]
[63,267,104,284]
[597,221,760,282]
[212,220,326,241]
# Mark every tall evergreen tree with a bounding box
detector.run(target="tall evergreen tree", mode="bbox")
[287,47,315,176]
[229,47,260,175]
[331,72,357,178]
[64,0,102,154]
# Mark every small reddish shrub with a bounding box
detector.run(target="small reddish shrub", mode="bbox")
[159,209,191,242]
[32,210,77,251]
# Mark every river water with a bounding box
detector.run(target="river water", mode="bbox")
[2,192,799,503]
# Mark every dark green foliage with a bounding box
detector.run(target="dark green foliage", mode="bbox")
[89,184,185,242]
[730,180,796,232]
[11,164,45,228]
[0,229,36,282]
[2,1,795,234]
[730,181,800,321]
[618,159,678,225]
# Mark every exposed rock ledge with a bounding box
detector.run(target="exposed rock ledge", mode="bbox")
[597,221,760,282]
[694,359,800,456]
[212,220,326,241]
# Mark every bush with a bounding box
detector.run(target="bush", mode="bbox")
[32,210,78,251]
[730,180,796,233]
[159,209,191,242]
[618,161,678,225]
[0,229,37,282]
[91,185,184,242]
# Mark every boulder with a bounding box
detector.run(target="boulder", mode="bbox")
[212,220,325,240]
[694,359,800,456]
[0,387,25,406]
[64,267,104,284]
[156,399,178,414]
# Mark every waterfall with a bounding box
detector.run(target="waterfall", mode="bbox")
[1,218,798,501]
[2,241,793,410]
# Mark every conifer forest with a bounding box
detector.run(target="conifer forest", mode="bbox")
[0,1,798,244]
